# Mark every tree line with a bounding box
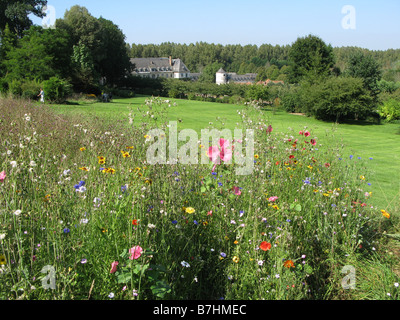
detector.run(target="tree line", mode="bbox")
[0,1,399,122]
[128,42,400,83]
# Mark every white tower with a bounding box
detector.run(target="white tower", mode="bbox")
[216,68,227,85]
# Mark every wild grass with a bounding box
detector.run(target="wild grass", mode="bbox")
[0,96,399,300]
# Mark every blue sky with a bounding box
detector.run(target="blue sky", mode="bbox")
[31,0,400,50]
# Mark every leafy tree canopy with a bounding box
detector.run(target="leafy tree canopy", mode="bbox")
[0,0,47,37]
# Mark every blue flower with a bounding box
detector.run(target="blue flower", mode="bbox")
[74,180,85,189]
[172,220,178,225]
[63,228,70,234]
[220,252,226,258]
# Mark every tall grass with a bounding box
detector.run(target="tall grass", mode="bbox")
[0,97,398,300]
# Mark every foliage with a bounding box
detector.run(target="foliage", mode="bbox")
[43,77,72,103]
[378,98,400,121]
[0,0,47,37]
[2,26,72,83]
[299,77,374,122]
[56,6,133,89]
[345,51,382,101]
[288,34,335,83]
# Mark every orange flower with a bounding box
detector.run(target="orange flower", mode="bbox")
[260,241,271,251]
[381,209,390,219]
[283,259,295,268]
[132,219,138,225]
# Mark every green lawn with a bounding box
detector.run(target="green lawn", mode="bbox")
[50,95,400,213]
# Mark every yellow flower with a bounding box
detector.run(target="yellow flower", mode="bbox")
[360,175,365,180]
[185,207,195,214]
[381,209,390,219]
[254,154,259,159]
[80,147,86,151]
[122,152,130,158]
[0,254,6,265]
[105,168,116,174]
[232,256,239,263]
[126,146,134,149]
[79,167,89,171]
[272,204,279,210]
[233,240,239,245]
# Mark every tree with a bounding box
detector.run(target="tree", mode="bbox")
[288,34,335,83]
[345,51,382,101]
[300,76,374,122]
[97,17,133,86]
[0,0,47,37]
[3,26,71,82]
[56,5,132,89]
[198,62,224,83]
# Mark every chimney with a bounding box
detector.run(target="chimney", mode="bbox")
[169,56,172,66]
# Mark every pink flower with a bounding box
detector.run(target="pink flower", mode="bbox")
[268,196,279,202]
[299,131,303,135]
[110,261,119,273]
[310,139,316,146]
[232,186,241,196]
[266,125,273,134]
[129,246,143,260]
[0,171,6,182]
[304,131,310,137]
[207,138,232,164]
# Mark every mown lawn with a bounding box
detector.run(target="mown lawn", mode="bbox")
[49,95,400,213]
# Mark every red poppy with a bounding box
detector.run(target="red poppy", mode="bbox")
[132,219,138,225]
[260,241,272,251]
[289,155,295,159]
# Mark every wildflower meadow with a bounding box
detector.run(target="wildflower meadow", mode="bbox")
[0,96,399,301]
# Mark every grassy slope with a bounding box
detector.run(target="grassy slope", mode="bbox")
[49,96,400,213]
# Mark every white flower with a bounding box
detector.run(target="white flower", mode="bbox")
[10,161,17,168]
[181,261,190,268]
[108,292,114,298]
[29,161,36,167]
[0,233,6,240]
[395,283,399,288]
[13,210,22,216]
[76,186,86,193]
[80,219,89,224]
[147,223,156,229]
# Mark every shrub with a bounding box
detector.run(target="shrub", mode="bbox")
[42,76,72,103]
[300,77,374,122]
[8,79,23,97]
[21,79,42,100]
[378,98,400,121]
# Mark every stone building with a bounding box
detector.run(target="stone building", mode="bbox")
[131,56,191,79]
[216,68,257,85]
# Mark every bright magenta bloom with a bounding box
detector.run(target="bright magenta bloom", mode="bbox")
[129,246,143,260]
[207,138,232,164]
[233,186,241,196]
[110,261,119,273]
[0,171,5,182]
